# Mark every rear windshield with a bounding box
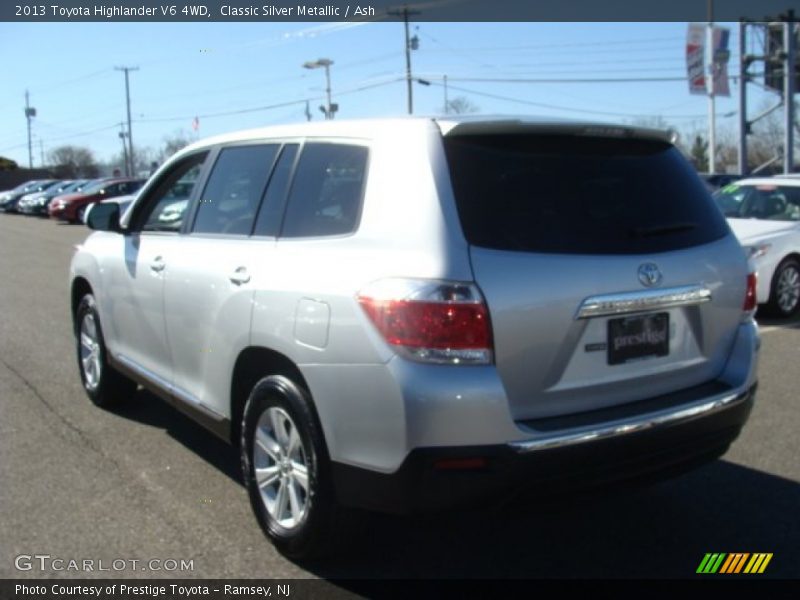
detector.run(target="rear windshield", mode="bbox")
[443,134,729,254]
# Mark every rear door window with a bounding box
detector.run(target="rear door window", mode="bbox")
[280,143,368,238]
[253,144,299,237]
[192,144,280,236]
[444,134,729,254]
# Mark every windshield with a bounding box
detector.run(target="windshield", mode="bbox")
[12,180,43,192]
[714,183,800,221]
[79,181,108,195]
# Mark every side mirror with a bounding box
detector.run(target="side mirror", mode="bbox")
[86,202,122,233]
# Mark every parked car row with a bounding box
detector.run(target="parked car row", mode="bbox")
[0,177,145,223]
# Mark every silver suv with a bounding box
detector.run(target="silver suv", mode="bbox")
[71,117,759,558]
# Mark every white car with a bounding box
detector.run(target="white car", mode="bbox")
[714,177,800,317]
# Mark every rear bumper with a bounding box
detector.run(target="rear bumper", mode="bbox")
[332,382,756,514]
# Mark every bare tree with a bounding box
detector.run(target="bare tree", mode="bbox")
[746,99,800,173]
[48,145,99,178]
[159,130,194,162]
[444,96,479,115]
[688,135,709,170]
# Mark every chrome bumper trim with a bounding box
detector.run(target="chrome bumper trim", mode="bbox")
[508,388,751,454]
[576,284,712,319]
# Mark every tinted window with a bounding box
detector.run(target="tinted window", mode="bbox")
[444,135,729,254]
[253,144,298,237]
[281,143,368,238]
[139,153,208,232]
[193,145,280,235]
[714,184,800,221]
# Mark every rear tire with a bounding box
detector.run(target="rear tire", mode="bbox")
[766,258,800,318]
[241,375,351,559]
[75,294,136,407]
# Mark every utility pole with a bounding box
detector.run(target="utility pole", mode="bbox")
[707,0,716,174]
[738,21,748,175]
[388,6,421,114]
[24,90,36,168]
[444,75,449,114]
[39,139,45,167]
[118,123,129,177]
[783,11,796,173]
[115,66,138,176]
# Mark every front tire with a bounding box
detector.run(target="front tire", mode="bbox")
[241,375,346,559]
[75,294,136,407]
[767,258,800,318]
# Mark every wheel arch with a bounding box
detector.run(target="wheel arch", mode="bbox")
[229,346,319,448]
[71,277,93,328]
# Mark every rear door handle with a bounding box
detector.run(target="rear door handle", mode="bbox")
[229,266,250,285]
[150,256,165,272]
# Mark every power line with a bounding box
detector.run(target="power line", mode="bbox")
[434,81,737,121]
[0,78,404,154]
[431,35,686,53]
[0,122,120,154]
[134,77,403,124]
[442,75,745,84]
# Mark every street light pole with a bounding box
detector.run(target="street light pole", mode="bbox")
[303,58,335,119]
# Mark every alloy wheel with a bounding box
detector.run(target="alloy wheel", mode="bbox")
[253,407,310,530]
[776,264,800,315]
[79,313,102,391]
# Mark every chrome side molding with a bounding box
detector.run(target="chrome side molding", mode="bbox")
[576,284,712,319]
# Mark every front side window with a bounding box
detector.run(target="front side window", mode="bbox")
[280,143,368,238]
[135,152,208,232]
[192,144,280,236]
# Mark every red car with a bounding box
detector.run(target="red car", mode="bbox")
[49,178,145,223]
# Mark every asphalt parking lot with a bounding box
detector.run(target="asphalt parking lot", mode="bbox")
[1,213,798,582]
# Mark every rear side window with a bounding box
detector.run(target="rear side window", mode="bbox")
[444,134,729,254]
[280,143,368,238]
[193,144,280,235]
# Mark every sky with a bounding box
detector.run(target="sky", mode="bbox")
[0,19,780,169]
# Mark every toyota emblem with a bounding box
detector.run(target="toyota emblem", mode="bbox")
[638,263,662,287]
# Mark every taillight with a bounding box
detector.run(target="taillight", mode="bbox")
[743,272,757,314]
[357,279,493,365]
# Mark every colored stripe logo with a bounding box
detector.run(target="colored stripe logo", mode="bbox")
[697,553,773,574]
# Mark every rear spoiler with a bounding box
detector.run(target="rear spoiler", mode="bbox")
[437,118,675,144]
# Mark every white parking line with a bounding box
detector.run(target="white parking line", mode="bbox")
[758,324,800,334]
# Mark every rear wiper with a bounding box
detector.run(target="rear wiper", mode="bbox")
[630,222,697,238]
